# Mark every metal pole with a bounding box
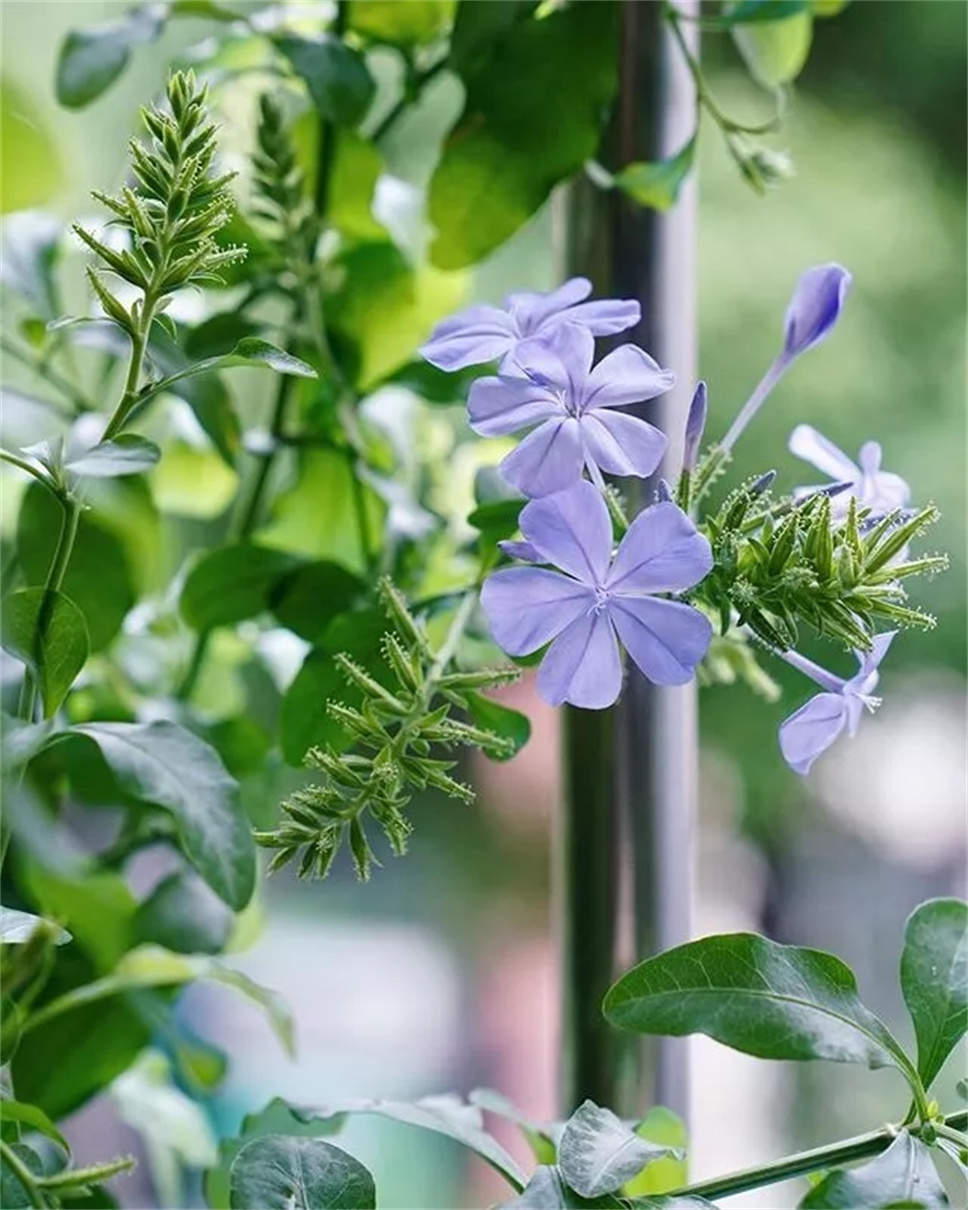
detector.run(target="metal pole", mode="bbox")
[559,0,699,1120]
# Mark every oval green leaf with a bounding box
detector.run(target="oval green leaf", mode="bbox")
[65,435,160,479]
[465,692,531,760]
[614,138,696,213]
[181,544,302,631]
[229,1136,375,1210]
[558,1100,677,1198]
[604,933,914,1082]
[0,906,71,946]
[134,868,234,955]
[56,8,165,109]
[799,1129,948,1209]
[273,35,376,128]
[731,10,813,88]
[900,898,967,1092]
[72,721,255,910]
[0,587,89,717]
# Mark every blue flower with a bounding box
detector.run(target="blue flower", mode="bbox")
[420,277,640,372]
[788,424,910,520]
[779,632,896,775]
[481,480,713,709]
[468,322,674,498]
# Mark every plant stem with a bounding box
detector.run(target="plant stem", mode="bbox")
[371,56,449,144]
[667,1112,968,1202]
[0,1138,47,1209]
[101,297,156,441]
[422,588,478,707]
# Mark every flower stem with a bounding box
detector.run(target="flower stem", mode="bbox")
[667,1111,968,1202]
[720,355,787,453]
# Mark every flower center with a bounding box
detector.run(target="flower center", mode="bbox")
[592,585,610,614]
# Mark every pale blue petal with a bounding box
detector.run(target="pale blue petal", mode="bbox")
[781,648,846,695]
[537,609,623,709]
[519,479,612,585]
[553,297,641,336]
[606,501,712,594]
[468,375,562,437]
[508,277,592,331]
[610,596,712,686]
[498,538,543,563]
[512,323,595,400]
[582,344,675,410]
[480,567,592,656]
[580,410,666,479]
[848,630,896,691]
[420,305,516,370]
[788,424,858,481]
[499,417,584,498]
[783,264,852,358]
[778,691,849,775]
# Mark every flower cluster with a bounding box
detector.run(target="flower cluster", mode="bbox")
[421,264,944,777]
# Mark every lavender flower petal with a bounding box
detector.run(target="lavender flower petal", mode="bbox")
[562,297,642,336]
[610,596,713,686]
[480,566,593,655]
[518,480,612,585]
[513,324,595,395]
[498,417,584,498]
[498,538,543,563]
[584,344,676,410]
[507,277,592,329]
[788,424,858,481]
[606,501,713,594]
[783,264,852,359]
[778,691,849,775]
[468,376,561,437]
[537,609,623,709]
[580,410,667,479]
[420,305,516,370]
[848,629,896,690]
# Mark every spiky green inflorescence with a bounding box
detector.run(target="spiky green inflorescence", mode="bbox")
[694,477,947,656]
[74,70,244,322]
[256,579,520,881]
[250,92,318,272]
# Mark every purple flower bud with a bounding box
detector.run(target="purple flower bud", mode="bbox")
[750,469,776,496]
[782,264,852,359]
[682,381,707,471]
[655,478,674,503]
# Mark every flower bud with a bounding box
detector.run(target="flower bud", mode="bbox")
[682,381,707,471]
[783,264,852,359]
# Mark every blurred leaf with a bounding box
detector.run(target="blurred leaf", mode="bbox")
[17,481,136,651]
[722,0,807,21]
[349,0,454,45]
[626,1107,688,1197]
[308,1095,527,1189]
[182,313,261,361]
[134,868,234,955]
[558,1100,676,1198]
[151,443,239,518]
[430,1,618,268]
[205,716,272,781]
[0,387,68,450]
[497,1166,621,1208]
[0,907,71,946]
[72,721,256,909]
[327,129,386,241]
[112,1049,218,1170]
[0,1141,44,1208]
[465,692,530,760]
[900,898,967,1092]
[731,10,813,87]
[0,588,89,718]
[799,1130,948,1208]
[147,324,242,464]
[274,34,375,127]
[809,0,850,13]
[170,0,245,17]
[469,1088,556,1164]
[384,360,478,405]
[229,1136,375,1209]
[181,545,302,631]
[604,933,915,1080]
[468,497,525,541]
[269,562,366,644]
[614,139,696,212]
[56,6,166,108]
[0,1101,69,1153]
[0,85,63,214]
[143,338,317,405]
[448,1,537,77]
[65,435,160,479]
[20,866,137,971]
[0,212,61,313]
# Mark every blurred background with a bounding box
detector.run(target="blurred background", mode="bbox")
[1,1,965,1206]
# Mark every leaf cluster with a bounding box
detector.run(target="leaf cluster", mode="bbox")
[258,579,520,880]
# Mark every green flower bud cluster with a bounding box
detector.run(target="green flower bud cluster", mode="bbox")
[256,579,519,881]
[250,93,318,272]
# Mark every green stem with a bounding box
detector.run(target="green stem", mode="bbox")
[667,1112,968,1202]
[934,1122,968,1149]
[371,55,449,144]
[101,297,156,441]
[422,588,478,707]
[38,1156,136,1189]
[0,1138,47,1209]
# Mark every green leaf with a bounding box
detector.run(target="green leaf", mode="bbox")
[180,545,302,631]
[309,1095,527,1189]
[133,868,234,955]
[0,588,89,717]
[0,83,63,214]
[799,1130,949,1209]
[731,10,814,87]
[148,324,241,464]
[16,481,136,652]
[151,443,239,519]
[0,1100,70,1153]
[56,7,165,109]
[558,1100,677,1198]
[469,1088,556,1164]
[465,692,530,760]
[142,339,317,406]
[449,1,537,76]
[723,0,807,22]
[900,898,967,1092]
[604,933,916,1084]
[274,35,376,128]
[229,1136,375,1209]
[349,0,454,45]
[269,562,366,644]
[614,139,696,212]
[0,1141,44,1208]
[498,1166,622,1208]
[71,722,256,910]
[20,866,136,971]
[468,497,526,541]
[809,0,850,13]
[430,1,619,268]
[65,435,160,479]
[626,1108,689,1197]
[0,907,71,946]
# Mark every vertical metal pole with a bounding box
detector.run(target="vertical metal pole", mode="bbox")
[559,0,699,1119]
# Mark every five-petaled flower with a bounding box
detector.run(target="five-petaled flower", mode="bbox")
[778,632,896,775]
[419,276,640,372]
[789,424,910,519]
[481,480,713,709]
[468,323,674,498]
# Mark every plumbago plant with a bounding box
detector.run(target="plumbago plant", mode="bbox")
[0,1,963,1208]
